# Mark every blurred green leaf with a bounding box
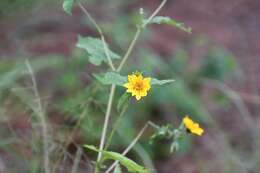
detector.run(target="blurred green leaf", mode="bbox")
[143,16,192,33]
[94,72,175,86]
[93,72,127,86]
[84,145,149,173]
[150,124,173,142]
[76,35,120,66]
[63,0,74,15]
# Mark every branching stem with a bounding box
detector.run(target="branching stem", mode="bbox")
[78,2,116,71]
[116,0,168,72]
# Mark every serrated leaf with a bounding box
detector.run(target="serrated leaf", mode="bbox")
[151,78,175,85]
[113,165,122,173]
[143,16,192,33]
[76,35,120,66]
[63,0,74,15]
[117,93,131,112]
[94,72,175,86]
[93,72,127,86]
[84,145,149,173]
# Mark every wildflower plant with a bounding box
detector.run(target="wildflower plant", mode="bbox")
[62,0,203,172]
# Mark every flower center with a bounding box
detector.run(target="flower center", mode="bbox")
[186,128,191,134]
[134,81,143,91]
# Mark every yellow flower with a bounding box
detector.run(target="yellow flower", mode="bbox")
[183,116,204,136]
[123,72,151,100]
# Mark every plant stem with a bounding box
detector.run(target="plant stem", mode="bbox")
[142,0,168,27]
[117,0,168,72]
[95,84,116,172]
[105,121,157,173]
[25,60,50,173]
[116,28,141,72]
[104,105,128,150]
[78,2,116,71]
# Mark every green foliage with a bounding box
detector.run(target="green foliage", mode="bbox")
[149,124,173,141]
[63,0,74,15]
[84,145,149,173]
[149,124,186,154]
[93,72,175,86]
[93,72,127,86]
[76,35,120,66]
[143,16,192,33]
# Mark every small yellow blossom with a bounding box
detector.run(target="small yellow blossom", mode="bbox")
[123,72,151,100]
[183,116,204,136]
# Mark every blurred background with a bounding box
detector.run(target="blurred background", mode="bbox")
[0,0,260,172]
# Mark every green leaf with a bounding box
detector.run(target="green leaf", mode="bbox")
[84,145,149,173]
[76,35,120,66]
[63,0,74,15]
[113,165,122,173]
[93,72,127,86]
[150,124,173,142]
[144,16,192,33]
[151,78,175,85]
[117,93,131,112]
[93,72,175,86]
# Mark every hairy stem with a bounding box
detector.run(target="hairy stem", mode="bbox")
[116,28,141,72]
[95,84,116,172]
[25,60,50,173]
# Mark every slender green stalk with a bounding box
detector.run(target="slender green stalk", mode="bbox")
[25,60,50,173]
[142,0,168,27]
[116,28,141,72]
[116,0,168,72]
[95,84,116,173]
[104,105,128,150]
[78,2,116,71]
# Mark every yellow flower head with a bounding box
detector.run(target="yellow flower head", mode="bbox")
[123,72,151,101]
[183,116,204,136]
